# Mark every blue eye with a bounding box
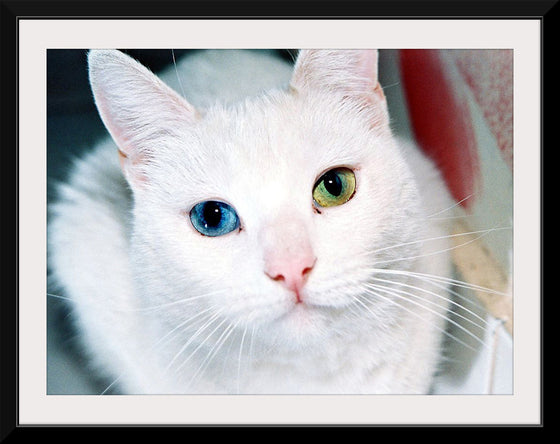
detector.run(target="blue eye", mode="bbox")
[189,200,240,237]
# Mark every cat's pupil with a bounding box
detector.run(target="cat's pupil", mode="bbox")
[203,202,222,227]
[323,171,342,196]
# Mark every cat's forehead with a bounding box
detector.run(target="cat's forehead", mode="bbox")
[154,91,386,209]
[191,105,315,206]
[197,92,374,171]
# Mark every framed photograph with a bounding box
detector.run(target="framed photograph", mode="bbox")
[5,0,548,431]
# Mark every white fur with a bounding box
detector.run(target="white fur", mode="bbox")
[48,49,454,394]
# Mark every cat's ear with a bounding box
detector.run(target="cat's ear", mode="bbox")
[290,50,388,124]
[88,49,197,188]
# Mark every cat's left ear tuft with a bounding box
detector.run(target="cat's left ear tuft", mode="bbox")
[88,49,198,189]
[290,50,388,124]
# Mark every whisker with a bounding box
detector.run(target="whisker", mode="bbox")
[99,375,122,396]
[423,214,476,221]
[171,49,187,100]
[248,324,257,369]
[424,194,475,218]
[187,320,239,391]
[369,276,489,330]
[350,225,510,268]
[346,298,371,321]
[369,226,511,267]
[136,289,227,313]
[172,312,228,374]
[47,292,73,302]
[381,80,401,90]
[47,288,226,313]
[96,305,220,395]
[368,281,487,342]
[403,272,487,312]
[352,295,387,324]
[152,305,220,351]
[369,267,509,297]
[358,290,478,352]
[363,283,487,350]
[165,309,224,372]
[237,323,249,394]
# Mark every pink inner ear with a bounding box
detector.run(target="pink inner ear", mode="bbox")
[117,147,148,186]
[355,50,379,84]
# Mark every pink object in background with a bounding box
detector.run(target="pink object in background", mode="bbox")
[398,48,513,272]
[453,50,513,171]
[396,49,513,393]
[399,49,513,209]
[400,49,480,209]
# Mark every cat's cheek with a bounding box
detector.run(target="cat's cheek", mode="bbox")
[312,206,375,263]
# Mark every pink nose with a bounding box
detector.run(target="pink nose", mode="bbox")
[265,255,316,303]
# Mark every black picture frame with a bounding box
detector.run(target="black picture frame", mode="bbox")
[3,0,553,436]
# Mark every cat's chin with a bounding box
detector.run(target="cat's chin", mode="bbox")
[266,302,333,349]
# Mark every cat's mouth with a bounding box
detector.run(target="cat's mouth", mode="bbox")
[274,297,342,333]
[270,303,326,342]
[232,287,351,342]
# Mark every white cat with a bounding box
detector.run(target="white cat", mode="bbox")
[48,49,455,394]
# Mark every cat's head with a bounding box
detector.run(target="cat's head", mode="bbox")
[88,49,422,351]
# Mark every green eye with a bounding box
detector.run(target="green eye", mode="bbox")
[312,167,356,208]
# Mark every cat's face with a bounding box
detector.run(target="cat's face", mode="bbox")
[89,49,423,352]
